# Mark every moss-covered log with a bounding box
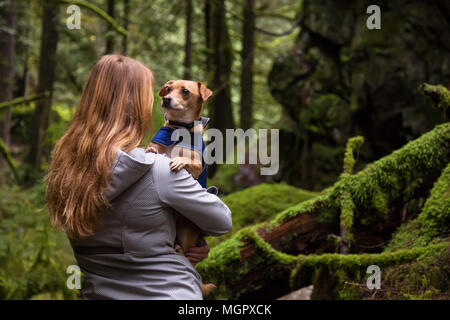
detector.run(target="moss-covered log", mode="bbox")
[0,92,49,111]
[197,123,450,299]
[206,183,318,247]
[291,243,449,299]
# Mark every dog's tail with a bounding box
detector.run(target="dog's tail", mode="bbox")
[201,283,217,296]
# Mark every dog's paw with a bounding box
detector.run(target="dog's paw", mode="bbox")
[174,244,184,255]
[146,146,158,153]
[170,157,187,172]
[201,283,217,296]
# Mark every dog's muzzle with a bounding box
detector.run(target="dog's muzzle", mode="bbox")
[162,97,172,109]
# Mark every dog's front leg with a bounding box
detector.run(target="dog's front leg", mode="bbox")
[170,146,203,178]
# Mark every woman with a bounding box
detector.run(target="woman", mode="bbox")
[46,55,232,299]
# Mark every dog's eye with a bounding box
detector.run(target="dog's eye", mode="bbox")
[167,86,172,92]
[182,88,190,95]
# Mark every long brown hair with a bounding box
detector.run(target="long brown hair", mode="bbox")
[46,55,154,238]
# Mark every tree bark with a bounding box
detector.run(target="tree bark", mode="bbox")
[14,0,30,99]
[203,0,211,75]
[27,0,59,177]
[105,0,115,54]
[183,0,193,80]
[240,0,255,130]
[208,0,234,135]
[0,0,16,185]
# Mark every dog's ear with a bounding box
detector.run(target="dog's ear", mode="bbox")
[197,82,213,101]
[159,80,175,97]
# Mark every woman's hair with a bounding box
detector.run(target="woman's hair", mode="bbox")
[46,55,154,238]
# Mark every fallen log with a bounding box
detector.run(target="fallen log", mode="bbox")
[197,121,450,299]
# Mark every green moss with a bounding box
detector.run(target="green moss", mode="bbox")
[269,192,333,228]
[245,228,298,265]
[207,183,318,247]
[371,185,389,216]
[197,123,450,299]
[417,162,450,241]
[343,136,364,174]
[367,246,450,300]
[290,243,449,299]
[384,222,427,252]
[388,162,450,250]
[339,190,355,245]
[421,83,450,116]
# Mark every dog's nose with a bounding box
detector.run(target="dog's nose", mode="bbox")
[162,97,172,108]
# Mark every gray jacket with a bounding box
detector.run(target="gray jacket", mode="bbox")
[69,147,232,300]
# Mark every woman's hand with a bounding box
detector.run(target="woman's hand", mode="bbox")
[186,237,210,266]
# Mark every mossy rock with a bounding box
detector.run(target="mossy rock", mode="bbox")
[269,0,449,190]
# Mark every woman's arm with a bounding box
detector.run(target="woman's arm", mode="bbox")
[153,155,232,236]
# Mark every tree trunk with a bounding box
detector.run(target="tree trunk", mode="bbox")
[105,0,115,54]
[203,0,211,75]
[183,0,193,80]
[0,0,16,185]
[27,0,59,177]
[14,0,31,99]
[208,0,234,135]
[240,0,255,130]
[121,0,129,55]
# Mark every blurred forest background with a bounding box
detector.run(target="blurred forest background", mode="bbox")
[0,0,449,300]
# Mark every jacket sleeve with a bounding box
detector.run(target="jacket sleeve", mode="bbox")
[153,154,232,236]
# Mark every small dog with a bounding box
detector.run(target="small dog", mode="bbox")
[146,80,216,295]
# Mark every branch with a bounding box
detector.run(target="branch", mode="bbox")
[0,92,50,111]
[213,0,301,37]
[421,83,450,118]
[343,136,364,174]
[55,0,128,37]
[0,138,20,183]
[339,191,355,254]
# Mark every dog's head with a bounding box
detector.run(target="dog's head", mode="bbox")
[159,80,213,123]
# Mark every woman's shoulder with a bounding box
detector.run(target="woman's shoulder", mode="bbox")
[120,147,173,168]
[107,148,165,201]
